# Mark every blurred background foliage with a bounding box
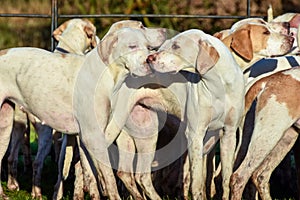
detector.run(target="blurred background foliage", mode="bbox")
[0,0,300,50]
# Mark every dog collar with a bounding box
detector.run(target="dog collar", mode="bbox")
[55,47,69,54]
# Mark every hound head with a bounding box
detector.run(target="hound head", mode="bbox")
[52,18,97,54]
[147,29,220,75]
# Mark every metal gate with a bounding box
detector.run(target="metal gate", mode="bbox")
[0,0,253,51]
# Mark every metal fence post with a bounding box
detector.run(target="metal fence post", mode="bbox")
[51,0,58,51]
[247,0,251,17]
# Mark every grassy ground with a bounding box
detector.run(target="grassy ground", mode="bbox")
[0,125,297,199]
[2,157,59,200]
[0,127,79,200]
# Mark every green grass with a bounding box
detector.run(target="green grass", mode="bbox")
[0,128,79,200]
[1,154,90,200]
[1,158,53,199]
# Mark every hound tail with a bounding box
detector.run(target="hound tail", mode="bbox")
[244,78,267,115]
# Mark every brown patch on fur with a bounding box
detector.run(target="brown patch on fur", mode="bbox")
[249,25,269,54]
[253,68,300,119]
[60,53,67,58]
[52,20,69,41]
[245,77,267,114]
[98,34,118,65]
[213,31,224,39]
[83,19,96,37]
[105,21,141,36]
[222,24,270,62]
[84,24,97,48]
[196,39,220,74]
[0,49,8,56]
[230,27,253,61]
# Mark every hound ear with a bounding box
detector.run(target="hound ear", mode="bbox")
[84,23,97,48]
[98,33,118,65]
[213,31,223,39]
[196,40,220,75]
[213,29,230,40]
[290,14,300,28]
[52,20,70,41]
[230,27,253,61]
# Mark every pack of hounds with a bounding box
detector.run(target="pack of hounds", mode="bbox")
[0,6,300,200]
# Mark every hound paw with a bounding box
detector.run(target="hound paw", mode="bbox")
[230,173,244,200]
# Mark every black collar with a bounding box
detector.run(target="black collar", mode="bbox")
[55,47,69,54]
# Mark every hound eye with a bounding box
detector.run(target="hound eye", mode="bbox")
[129,45,137,49]
[87,33,93,38]
[140,25,145,29]
[172,43,180,50]
[263,30,270,35]
[147,46,157,51]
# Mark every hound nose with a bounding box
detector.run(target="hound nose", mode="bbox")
[283,22,290,29]
[282,22,290,35]
[289,36,295,43]
[147,54,157,63]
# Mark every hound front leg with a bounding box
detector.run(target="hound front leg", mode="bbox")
[22,120,32,173]
[126,104,161,200]
[31,123,53,199]
[7,121,26,191]
[53,134,68,200]
[220,126,236,200]
[79,127,120,200]
[106,85,136,146]
[135,134,161,200]
[76,136,100,199]
[0,102,15,199]
[116,130,144,200]
[183,154,191,200]
[105,118,123,145]
[7,108,28,191]
[188,129,206,200]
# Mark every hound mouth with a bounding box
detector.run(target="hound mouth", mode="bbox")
[146,60,156,73]
[146,58,154,67]
[130,64,155,77]
[130,73,138,78]
[147,62,179,74]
